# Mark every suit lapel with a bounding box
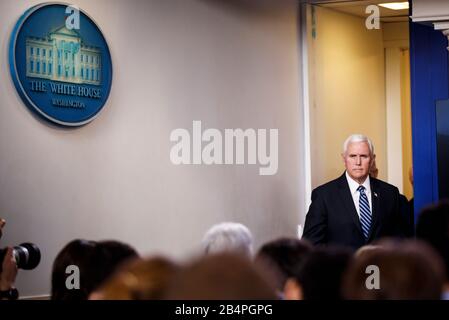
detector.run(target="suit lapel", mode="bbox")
[368,178,380,241]
[337,173,364,237]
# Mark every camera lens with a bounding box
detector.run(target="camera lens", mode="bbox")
[13,243,41,270]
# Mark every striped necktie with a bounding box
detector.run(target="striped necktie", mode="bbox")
[357,185,372,240]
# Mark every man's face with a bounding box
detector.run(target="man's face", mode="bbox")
[342,141,374,184]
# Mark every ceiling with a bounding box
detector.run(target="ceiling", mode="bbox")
[300,0,409,22]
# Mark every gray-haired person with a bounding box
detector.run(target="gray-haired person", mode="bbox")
[202,222,254,258]
[303,134,406,250]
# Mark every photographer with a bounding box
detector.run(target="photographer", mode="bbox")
[0,219,18,300]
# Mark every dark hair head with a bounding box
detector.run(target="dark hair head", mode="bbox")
[51,239,99,300]
[416,200,449,281]
[293,246,353,300]
[96,240,139,277]
[255,237,312,291]
[51,239,138,300]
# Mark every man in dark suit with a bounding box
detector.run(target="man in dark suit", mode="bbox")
[303,134,405,250]
[370,160,415,237]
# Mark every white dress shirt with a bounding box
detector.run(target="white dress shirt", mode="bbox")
[345,171,372,219]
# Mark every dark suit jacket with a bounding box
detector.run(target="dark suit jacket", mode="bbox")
[303,173,404,250]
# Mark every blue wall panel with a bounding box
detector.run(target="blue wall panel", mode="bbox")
[410,21,449,217]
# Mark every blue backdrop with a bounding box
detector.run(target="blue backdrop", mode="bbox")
[410,19,449,218]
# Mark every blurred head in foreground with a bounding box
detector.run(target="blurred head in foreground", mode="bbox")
[343,240,444,299]
[416,200,449,287]
[289,246,353,300]
[90,256,179,300]
[164,253,277,299]
[51,239,138,300]
[255,237,312,298]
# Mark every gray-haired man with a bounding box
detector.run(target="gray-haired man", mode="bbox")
[303,134,406,250]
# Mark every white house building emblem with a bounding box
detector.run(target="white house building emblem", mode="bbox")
[9,3,113,126]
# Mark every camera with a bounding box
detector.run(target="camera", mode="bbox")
[0,243,41,271]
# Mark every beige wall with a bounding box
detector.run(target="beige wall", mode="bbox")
[383,22,409,48]
[0,0,304,296]
[308,6,386,187]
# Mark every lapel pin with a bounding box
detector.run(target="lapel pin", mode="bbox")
[374,192,378,197]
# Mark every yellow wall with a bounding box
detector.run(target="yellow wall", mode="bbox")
[401,49,414,199]
[383,22,413,199]
[308,6,386,187]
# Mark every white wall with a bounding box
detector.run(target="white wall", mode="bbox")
[383,22,411,195]
[412,0,449,22]
[0,0,304,296]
